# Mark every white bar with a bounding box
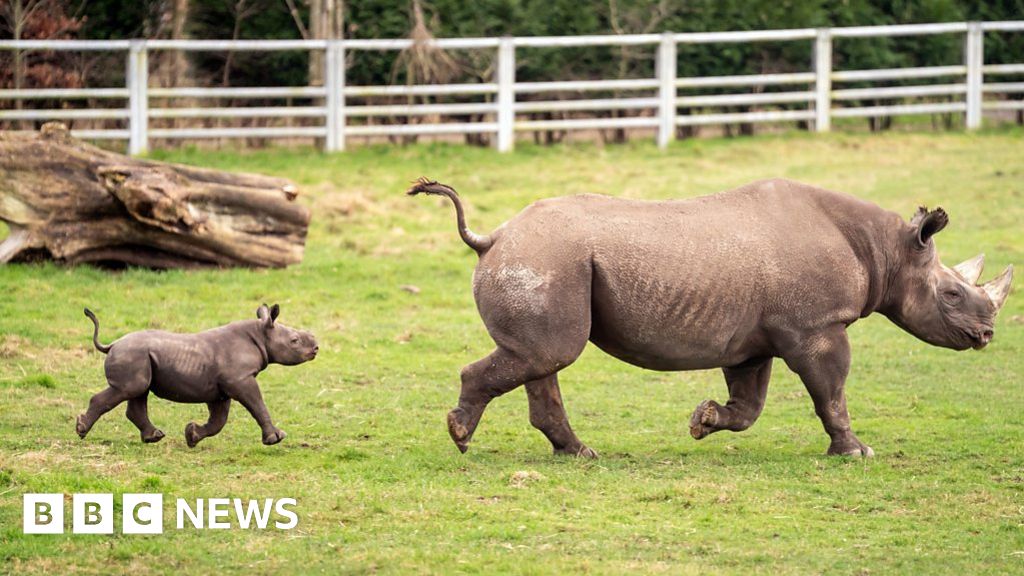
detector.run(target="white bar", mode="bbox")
[676,72,815,88]
[0,88,129,99]
[344,83,497,97]
[983,82,1024,93]
[677,91,814,107]
[657,32,677,149]
[70,129,130,139]
[149,86,325,98]
[128,40,148,155]
[343,37,500,50]
[325,40,345,152]
[0,40,131,50]
[965,22,984,130]
[515,116,659,131]
[676,29,816,44]
[348,102,496,117]
[983,100,1024,110]
[677,109,814,126]
[514,34,660,47]
[0,108,128,120]
[345,122,498,136]
[815,29,831,132]
[146,39,326,51]
[149,107,326,119]
[981,21,1024,32]
[515,97,658,113]
[983,64,1024,75]
[832,22,968,38]
[515,78,659,94]
[832,102,966,118]
[832,65,966,82]
[832,84,967,100]
[149,126,327,139]
[496,37,515,152]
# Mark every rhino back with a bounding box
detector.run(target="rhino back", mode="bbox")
[481,179,890,369]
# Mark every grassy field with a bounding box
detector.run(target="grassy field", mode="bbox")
[1,129,1022,574]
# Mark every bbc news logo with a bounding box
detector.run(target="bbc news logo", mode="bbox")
[23,494,298,534]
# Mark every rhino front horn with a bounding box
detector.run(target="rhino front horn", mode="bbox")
[954,253,985,285]
[982,265,1014,311]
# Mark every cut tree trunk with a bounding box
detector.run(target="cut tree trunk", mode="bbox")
[0,123,309,268]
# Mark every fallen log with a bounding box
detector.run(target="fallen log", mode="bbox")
[0,122,309,268]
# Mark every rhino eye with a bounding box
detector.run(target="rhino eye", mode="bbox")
[943,289,962,302]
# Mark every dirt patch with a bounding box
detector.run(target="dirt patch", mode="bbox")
[0,334,28,359]
[509,470,544,488]
[315,191,383,220]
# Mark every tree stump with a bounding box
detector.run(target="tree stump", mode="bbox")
[0,123,310,268]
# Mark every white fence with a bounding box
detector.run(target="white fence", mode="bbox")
[0,21,1022,154]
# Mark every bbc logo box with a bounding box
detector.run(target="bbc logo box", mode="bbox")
[23,493,163,535]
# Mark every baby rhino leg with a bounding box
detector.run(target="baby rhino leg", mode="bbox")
[185,399,231,448]
[77,349,152,439]
[126,394,165,443]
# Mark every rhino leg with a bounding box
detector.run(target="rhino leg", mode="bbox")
[185,398,231,448]
[784,328,874,457]
[126,394,165,443]
[448,347,548,453]
[526,374,596,458]
[690,358,772,440]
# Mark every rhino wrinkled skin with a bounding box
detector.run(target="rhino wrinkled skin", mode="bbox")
[409,177,1013,458]
[76,304,318,447]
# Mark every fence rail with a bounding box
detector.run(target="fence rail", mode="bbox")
[0,21,1022,154]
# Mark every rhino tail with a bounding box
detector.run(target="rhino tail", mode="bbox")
[83,308,112,354]
[407,177,493,255]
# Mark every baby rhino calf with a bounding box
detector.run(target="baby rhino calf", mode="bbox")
[76,304,318,447]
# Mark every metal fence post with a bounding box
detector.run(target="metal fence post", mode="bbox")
[814,29,832,133]
[127,40,148,155]
[656,32,677,149]
[325,40,346,151]
[495,36,515,153]
[965,22,984,130]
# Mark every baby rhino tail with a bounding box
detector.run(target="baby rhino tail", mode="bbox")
[407,177,493,255]
[83,308,112,354]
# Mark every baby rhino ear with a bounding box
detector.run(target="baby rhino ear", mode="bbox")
[256,303,271,324]
[270,304,280,322]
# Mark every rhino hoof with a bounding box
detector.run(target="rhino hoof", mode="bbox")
[689,400,720,440]
[555,445,598,458]
[827,441,874,457]
[142,429,165,444]
[447,409,471,453]
[185,422,201,448]
[75,414,88,439]
[262,429,286,445]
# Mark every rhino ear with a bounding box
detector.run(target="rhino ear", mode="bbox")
[256,303,275,328]
[270,304,280,322]
[911,207,948,247]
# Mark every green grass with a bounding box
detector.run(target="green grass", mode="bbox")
[1,130,1023,575]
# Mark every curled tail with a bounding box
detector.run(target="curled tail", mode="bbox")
[83,308,111,354]
[406,177,493,254]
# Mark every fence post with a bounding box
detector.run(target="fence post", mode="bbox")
[127,40,148,155]
[656,32,677,149]
[325,40,346,151]
[813,29,831,133]
[965,22,983,130]
[495,36,515,153]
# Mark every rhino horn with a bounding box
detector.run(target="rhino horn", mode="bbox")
[982,265,1014,312]
[954,253,985,285]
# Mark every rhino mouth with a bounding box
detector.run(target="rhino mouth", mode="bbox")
[969,328,994,350]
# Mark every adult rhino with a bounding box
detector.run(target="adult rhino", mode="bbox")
[408,177,1013,458]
